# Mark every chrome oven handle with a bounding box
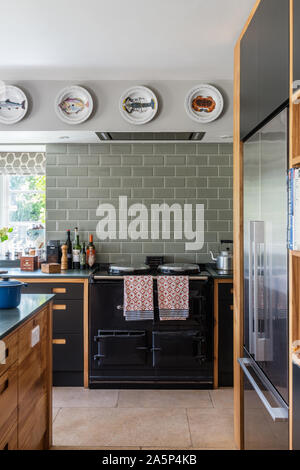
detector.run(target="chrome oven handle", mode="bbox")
[238,358,288,422]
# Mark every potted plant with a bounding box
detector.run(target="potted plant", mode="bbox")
[0,227,13,243]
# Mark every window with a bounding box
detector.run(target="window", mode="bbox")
[0,174,46,258]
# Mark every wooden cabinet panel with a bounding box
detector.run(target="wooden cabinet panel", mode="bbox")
[18,393,48,450]
[0,303,52,450]
[0,365,17,438]
[18,307,50,450]
[0,331,18,378]
[0,421,17,451]
[18,308,47,365]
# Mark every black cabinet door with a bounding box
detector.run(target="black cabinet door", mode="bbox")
[257,0,289,125]
[53,333,83,371]
[52,300,83,334]
[218,283,233,387]
[294,0,300,84]
[240,9,259,140]
[240,0,289,140]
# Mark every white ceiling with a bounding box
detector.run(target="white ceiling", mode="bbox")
[0,0,256,81]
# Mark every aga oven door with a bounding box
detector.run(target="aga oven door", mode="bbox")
[152,330,213,382]
[93,330,149,367]
[153,279,212,327]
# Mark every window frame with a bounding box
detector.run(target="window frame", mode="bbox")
[0,174,46,257]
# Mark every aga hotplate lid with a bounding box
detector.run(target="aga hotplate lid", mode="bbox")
[108,263,151,274]
[158,263,200,274]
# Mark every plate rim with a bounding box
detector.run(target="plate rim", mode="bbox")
[54,85,93,125]
[119,85,158,125]
[0,85,28,125]
[185,83,224,123]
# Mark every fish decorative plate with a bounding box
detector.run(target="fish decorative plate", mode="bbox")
[0,85,28,125]
[55,86,93,124]
[119,86,158,125]
[185,84,224,123]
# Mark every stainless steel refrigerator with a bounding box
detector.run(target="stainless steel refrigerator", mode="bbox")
[239,108,289,449]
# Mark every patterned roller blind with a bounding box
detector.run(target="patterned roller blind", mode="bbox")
[0,152,45,175]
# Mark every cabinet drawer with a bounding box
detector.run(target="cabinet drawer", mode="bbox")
[0,365,17,437]
[53,333,83,371]
[53,300,83,334]
[0,331,18,378]
[18,308,47,365]
[23,282,83,300]
[0,420,17,451]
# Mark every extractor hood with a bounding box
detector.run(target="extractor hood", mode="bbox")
[96,132,205,142]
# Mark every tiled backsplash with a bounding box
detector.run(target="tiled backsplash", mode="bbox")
[46,142,233,264]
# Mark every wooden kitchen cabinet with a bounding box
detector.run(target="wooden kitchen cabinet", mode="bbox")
[240,0,289,140]
[23,281,84,386]
[0,365,18,450]
[18,308,49,450]
[214,279,233,388]
[0,302,52,450]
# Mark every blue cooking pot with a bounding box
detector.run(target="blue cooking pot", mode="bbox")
[0,274,27,309]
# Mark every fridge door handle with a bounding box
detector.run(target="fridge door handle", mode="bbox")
[238,358,288,422]
[249,221,265,360]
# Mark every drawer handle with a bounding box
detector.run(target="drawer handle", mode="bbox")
[52,339,66,345]
[0,379,9,395]
[116,305,123,310]
[52,288,66,294]
[5,347,9,359]
[230,305,234,311]
[230,288,233,294]
[53,304,66,310]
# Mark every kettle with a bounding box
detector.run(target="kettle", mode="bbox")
[210,240,233,272]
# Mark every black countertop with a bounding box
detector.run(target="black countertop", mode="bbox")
[0,268,92,279]
[205,264,233,279]
[0,293,54,340]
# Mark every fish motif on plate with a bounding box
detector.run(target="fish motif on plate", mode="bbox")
[0,85,28,124]
[55,86,93,124]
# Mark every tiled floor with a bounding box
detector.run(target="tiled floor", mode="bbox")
[52,387,236,450]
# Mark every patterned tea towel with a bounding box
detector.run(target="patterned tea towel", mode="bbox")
[124,275,154,321]
[157,276,189,320]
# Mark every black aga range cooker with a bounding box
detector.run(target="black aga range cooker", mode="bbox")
[89,263,213,388]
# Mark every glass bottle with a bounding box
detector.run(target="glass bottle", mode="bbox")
[80,242,86,270]
[86,234,96,268]
[72,234,81,270]
[66,229,73,270]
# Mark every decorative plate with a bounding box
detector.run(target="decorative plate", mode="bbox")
[0,85,28,125]
[55,86,93,125]
[185,84,224,123]
[119,86,158,125]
